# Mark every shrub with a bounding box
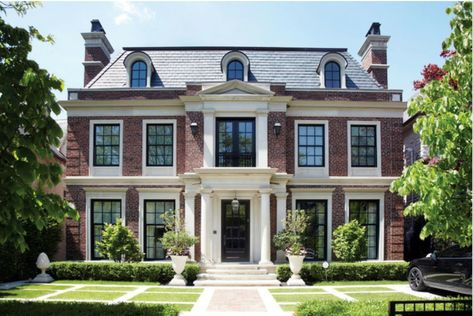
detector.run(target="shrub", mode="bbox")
[297,300,387,316]
[49,261,200,285]
[273,210,310,256]
[332,220,367,262]
[96,219,144,262]
[160,211,197,256]
[276,261,408,283]
[0,219,62,282]
[0,301,178,316]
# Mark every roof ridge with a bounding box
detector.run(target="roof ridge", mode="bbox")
[121,46,348,52]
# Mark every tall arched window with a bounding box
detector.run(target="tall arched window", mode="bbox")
[324,62,341,88]
[227,60,244,81]
[131,61,147,87]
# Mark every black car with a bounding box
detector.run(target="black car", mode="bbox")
[408,245,472,295]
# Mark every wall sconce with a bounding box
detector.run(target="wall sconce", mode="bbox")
[273,122,281,137]
[232,192,239,212]
[190,122,198,136]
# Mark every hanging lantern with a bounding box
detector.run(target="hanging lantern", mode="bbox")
[231,197,239,212]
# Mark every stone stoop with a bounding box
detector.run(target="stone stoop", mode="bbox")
[193,264,281,287]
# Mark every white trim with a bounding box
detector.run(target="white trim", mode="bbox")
[344,191,385,261]
[288,176,396,186]
[294,120,329,178]
[124,52,153,88]
[142,119,177,176]
[287,108,404,118]
[65,176,182,186]
[317,53,347,89]
[291,191,333,262]
[138,191,181,259]
[221,51,250,82]
[89,120,123,177]
[347,120,382,177]
[85,190,127,260]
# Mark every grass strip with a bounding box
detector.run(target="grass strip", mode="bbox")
[269,288,325,293]
[130,293,200,302]
[0,289,54,299]
[335,287,395,293]
[145,288,203,293]
[47,291,125,301]
[53,280,160,286]
[314,280,407,286]
[273,293,340,303]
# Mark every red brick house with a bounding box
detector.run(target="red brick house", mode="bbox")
[61,20,405,266]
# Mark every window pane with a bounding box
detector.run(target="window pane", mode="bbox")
[298,124,324,167]
[147,124,173,166]
[351,125,377,167]
[131,61,147,87]
[144,200,175,260]
[92,200,121,259]
[349,200,379,259]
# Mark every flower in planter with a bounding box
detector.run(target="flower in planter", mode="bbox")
[159,210,198,257]
[273,210,310,256]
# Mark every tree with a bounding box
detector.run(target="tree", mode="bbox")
[160,210,197,256]
[0,2,78,252]
[96,219,144,262]
[332,220,367,262]
[273,210,310,256]
[391,2,472,247]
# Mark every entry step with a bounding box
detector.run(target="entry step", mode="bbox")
[193,279,281,287]
[197,273,277,280]
[204,268,268,275]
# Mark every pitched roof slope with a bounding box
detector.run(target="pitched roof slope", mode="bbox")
[87,47,382,90]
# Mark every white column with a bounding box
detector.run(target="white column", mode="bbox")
[203,109,215,167]
[200,189,212,263]
[256,110,268,168]
[275,192,288,263]
[184,191,196,260]
[259,189,272,265]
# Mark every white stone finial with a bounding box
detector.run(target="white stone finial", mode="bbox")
[32,252,54,283]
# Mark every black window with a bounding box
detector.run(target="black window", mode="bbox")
[298,124,325,167]
[296,200,327,260]
[325,62,341,88]
[147,124,173,166]
[349,200,379,260]
[351,125,377,167]
[227,60,244,81]
[131,61,147,87]
[144,200,175,260]
[216,118,255,167]
[94,124,120,166]
[91,200,121,259]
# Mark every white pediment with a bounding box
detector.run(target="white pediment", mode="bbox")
[198,80,275,96]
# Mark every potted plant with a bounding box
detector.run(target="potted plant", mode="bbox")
[160,210,197,286]
[273,210,310,286]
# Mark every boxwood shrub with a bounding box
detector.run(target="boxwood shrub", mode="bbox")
[0,301,178,316]
[276,261,408,283]
[49,261,200,285]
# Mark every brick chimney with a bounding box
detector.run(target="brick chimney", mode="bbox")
[358,22,390,89]
[81,19,114,86]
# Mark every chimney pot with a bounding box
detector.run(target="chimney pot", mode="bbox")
[90,19,106,34]
[366,22,381,37]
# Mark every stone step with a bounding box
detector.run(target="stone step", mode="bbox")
[205,264,261,270]
[196,273,278,281]
[204,268,268,275]
[193,279,281,287]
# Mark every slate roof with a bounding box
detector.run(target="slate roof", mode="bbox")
[86,47,383,90]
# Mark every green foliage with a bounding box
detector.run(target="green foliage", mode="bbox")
[0,218,61,282]
[273,210,310,255]
[96,219,143,263]
[0,301,178,316]
[332,220,367,262]
[276,262,408,283]
[296,300,388,316]
[159,211,197,256]
[0,2,78,252]
[390,2,472,246]
[49,262,201,285]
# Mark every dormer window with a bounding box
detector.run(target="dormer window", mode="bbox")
[124,51,153,88]
[317,52,348,89]
[221,50,250,81]
[227,60,244,81]
[324,62,341,88]
[131,61,147,88]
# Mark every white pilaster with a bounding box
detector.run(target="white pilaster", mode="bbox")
[275,192,288,232]
[203,109,215,167]
[200,189,213,263]
[256,110,268,168]
[259,189,272,265]
[184,191,196,260]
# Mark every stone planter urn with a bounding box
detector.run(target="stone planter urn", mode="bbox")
[287,255,306,286]
[31,252,54,283]
[168,255,188,286]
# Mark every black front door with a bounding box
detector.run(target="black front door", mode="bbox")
[222,200,250,262]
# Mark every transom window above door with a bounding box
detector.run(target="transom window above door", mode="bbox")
[216,118,255,167]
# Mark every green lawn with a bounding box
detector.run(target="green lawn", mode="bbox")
[273,293,340,303]
[130,292,200,302]
[335,286,396,293]
[269,288,325,293]
[76,286,136,292]
[53,280,160,285]
[349,292,419,301]
[48,291,125,301]
[314,280,407,286]
[0,289,54,299]
[145,287,203,293]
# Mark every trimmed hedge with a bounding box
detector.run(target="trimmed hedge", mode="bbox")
[276,261,408,283]
[296,300,387,316]
[0,301,178,316]
[49,261,200,285]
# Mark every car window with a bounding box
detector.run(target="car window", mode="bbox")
[438,245,471,258]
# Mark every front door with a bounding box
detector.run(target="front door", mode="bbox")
[222,200,250,262]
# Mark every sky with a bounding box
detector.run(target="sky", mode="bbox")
[3,1,454,121]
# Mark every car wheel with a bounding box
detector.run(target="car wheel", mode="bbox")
[408,267,427,291]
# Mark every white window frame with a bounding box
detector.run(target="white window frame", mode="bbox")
[318,53,347,89]
[85,188,127,260]
[295,120,329,178]
[344,191,385,261]
[89,120,124,177]
[347,120,381,176]
[124,52,153,88]
[142,119,177,176]
[137,188,181,260]
[291,190,333,262]
[221,51,250,82]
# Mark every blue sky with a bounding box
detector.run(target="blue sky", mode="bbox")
[4,1,454,120]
